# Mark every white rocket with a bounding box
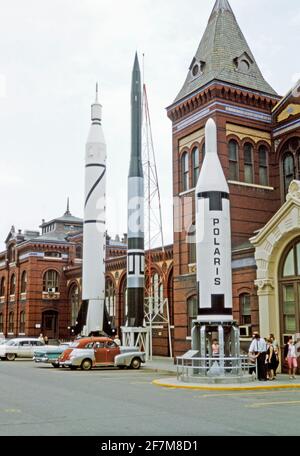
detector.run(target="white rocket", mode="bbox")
[82,84,106,334]
[195,118,233,322]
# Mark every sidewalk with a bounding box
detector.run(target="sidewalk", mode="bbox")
[143,356,177,374]
[143,358,300,390]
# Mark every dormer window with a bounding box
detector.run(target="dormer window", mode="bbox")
[189,58,206,79]
[234,52,253,74]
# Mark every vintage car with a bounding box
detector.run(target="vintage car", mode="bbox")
[0,338,59,361]
[33,343,71,367]
[58,336,146,371]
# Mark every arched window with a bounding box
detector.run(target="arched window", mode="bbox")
[279,240,300,336]
[20,271,27,294]
[19,311,25,333]
[43,270,59,292]
[75,245,82,259]
[192,147,200,187]
[228,140,239,181]
[10,274,16,296]
[151,273,164,314]
[7,245,15,263]
[0,277,5,297]
[121,279,127,322]
[0,313,3,333]
[243,143,253,184]
[8,311,14,333]
[283,154,295,196]
[258,145,268,186]
[187,223,196,264]
[105,279,116,319]
[239,293,251,325]
[187,295,198,335]
[181,152,189,192]
[69,284,80,326]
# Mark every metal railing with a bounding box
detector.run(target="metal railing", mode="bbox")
[176,355,256,380]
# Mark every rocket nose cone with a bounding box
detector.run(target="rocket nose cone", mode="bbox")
[205,118,217,154]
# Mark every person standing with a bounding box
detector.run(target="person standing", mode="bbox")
[211,339,220,357]
[269,333,279,378]
[249,333,268,381]
[114,334,121,346]
[266,338,277,380]
[284,337,297,379]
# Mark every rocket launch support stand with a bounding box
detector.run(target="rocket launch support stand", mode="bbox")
[177,319,253,384]
[121,326,150,361]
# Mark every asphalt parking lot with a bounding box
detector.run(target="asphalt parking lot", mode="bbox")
[1,359,300,436]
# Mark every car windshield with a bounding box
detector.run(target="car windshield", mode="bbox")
[0,339,7,345]
[6,340,18,346]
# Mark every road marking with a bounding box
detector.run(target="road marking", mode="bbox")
[1,409,22,414]
[246,400,300,408]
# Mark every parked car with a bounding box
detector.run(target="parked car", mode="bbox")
[0,338,59,361]
[58,337,146,371]
[33,343,71,367]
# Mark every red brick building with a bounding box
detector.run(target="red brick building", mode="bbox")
[167,0,300,357]
[1,0,300,360]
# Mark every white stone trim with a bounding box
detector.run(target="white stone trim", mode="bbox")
[250,180,300,346]
[228,180,274,191]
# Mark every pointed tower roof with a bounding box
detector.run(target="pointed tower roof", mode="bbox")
[64,197,71,216]
[174,0,277,103]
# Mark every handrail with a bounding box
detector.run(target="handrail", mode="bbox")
[176,355,256,380]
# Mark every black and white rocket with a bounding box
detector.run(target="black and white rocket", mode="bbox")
[126,53,145,327]
[82,85,107,334]
[195,118,233,322]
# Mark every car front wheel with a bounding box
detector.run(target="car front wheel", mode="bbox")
[81,359,92,371]
[130,357,141,370]
[6,353,16,361]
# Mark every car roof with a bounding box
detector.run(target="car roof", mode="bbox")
[9,337,40,342]
[76,337,111,346]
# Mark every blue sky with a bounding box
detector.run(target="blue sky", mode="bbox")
[0,0,299,250]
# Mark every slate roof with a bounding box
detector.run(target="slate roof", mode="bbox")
[174,0,277,103]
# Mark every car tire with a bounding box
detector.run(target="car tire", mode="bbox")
[130,357,141,370]
[52,363,60,368]
[6,353,16,361]
[81,359,92,371]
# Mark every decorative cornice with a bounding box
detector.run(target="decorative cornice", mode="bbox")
[167,82,278,124]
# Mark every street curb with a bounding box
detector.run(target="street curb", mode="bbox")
[152,378,300,391]
[142,367,177,375]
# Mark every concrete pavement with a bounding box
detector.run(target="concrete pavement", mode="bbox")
[145,357,300,391]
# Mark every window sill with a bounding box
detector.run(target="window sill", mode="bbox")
[179,188,195,197]
[228,180,274,191]
[42,292,60,300]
